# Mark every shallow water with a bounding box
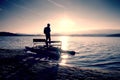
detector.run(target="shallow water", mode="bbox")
[0,36,120,71]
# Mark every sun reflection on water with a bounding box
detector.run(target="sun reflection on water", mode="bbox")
[61,54,69,59]
[59,36,70,66]
[59,59,67,66]
[59,36,69,50]
[59,54,69,66]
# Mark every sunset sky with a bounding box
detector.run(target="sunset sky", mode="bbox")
[0,0,120,34]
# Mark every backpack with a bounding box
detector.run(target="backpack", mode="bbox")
[44,27,47,34]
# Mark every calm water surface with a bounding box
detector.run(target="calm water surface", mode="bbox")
[0,36,120,71]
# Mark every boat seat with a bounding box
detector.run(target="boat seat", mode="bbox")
[33,39,46,42]
[33,39,46,47]
[33,39,62,48]
[49,41,62,48]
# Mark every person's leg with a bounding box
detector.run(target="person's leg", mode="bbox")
[48,34,51,45]
[45,35,48,47]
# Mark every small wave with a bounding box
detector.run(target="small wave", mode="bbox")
[88,61,120,70]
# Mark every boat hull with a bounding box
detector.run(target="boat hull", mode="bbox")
[25,46,61,60]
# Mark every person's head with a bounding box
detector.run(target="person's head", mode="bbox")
[47,23,50,27]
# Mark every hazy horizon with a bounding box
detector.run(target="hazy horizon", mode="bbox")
[0,0,120,34]
[0,29,120,36]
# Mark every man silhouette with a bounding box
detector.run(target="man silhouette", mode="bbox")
[44,23,51,47]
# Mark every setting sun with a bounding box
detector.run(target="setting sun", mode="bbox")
[59,18,75,27]
[56,18,76,34]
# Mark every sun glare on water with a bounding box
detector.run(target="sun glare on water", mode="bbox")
[59,36,69,50]
[59,36,70,66]
[59,54,69,66]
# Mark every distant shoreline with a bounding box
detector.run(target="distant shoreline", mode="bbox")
[0,32,120,37]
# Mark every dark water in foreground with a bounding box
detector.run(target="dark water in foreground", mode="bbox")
[0,36,120,71]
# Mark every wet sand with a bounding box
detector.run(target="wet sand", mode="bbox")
[0,49,120,80]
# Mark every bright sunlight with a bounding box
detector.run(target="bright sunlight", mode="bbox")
[57,18,76,34]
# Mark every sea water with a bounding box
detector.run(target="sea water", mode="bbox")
[0,36,120,71]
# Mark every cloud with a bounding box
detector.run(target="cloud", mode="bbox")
[48,0,65,9]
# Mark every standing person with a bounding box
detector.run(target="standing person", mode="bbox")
[44,23,51,47]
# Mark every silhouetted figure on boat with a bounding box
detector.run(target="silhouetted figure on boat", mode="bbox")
[44,23,51,47]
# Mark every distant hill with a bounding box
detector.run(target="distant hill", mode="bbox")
[0,32,120,37]
[0,32,41,36]
[69,33,120,37]
[107,34,120,37]
[0,32,19,36]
